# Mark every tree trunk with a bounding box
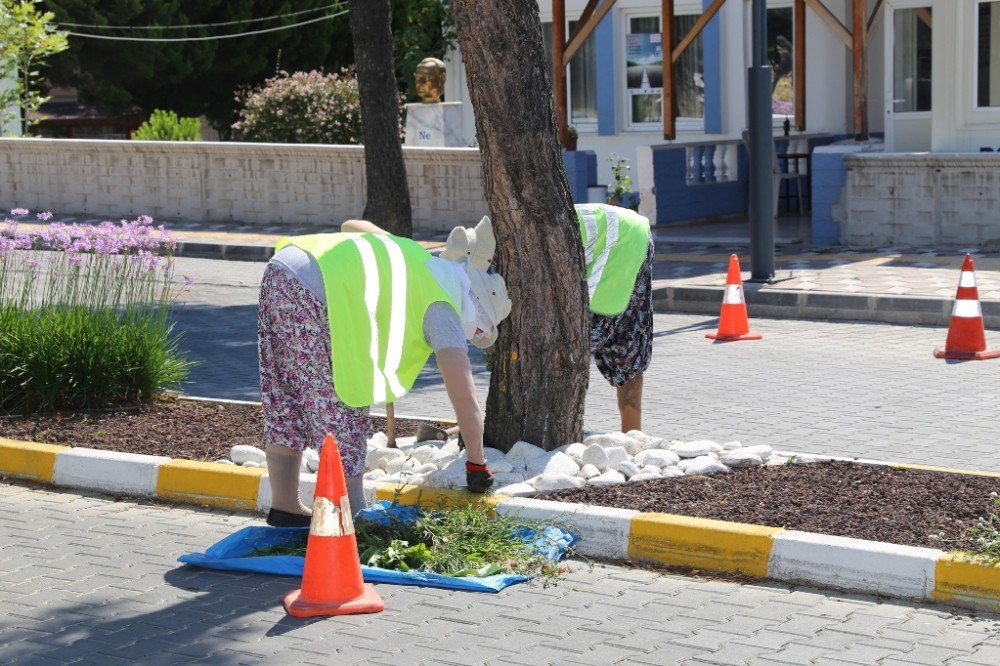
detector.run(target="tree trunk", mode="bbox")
[348,0,412,237]
[451,0,589,452]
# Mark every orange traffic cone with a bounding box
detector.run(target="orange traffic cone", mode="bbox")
[934,254,1000,360]
[283,434,384,618]
[706,254,762,341]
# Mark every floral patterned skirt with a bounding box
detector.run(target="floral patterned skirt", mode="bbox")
[257,263,370,476]
[589,238,654,387]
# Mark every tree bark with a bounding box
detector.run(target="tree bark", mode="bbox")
[348,0,412,237]
[451,0,589,452]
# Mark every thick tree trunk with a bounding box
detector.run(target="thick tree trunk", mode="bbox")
[451,0,589,452]
[348,0,412,237]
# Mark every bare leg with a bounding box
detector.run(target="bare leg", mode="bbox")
[265,443,311,515]
[617,373,643,433]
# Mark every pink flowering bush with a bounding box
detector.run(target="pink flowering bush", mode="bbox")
[233,69,379,145]
[0,210,193,413]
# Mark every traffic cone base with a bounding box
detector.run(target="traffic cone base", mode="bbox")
[934,253,999,361]
[283,584,385,618]
[282,434,384,619]
[706,331,762,341]
[707,255,762,342]
[933,347,1000,361]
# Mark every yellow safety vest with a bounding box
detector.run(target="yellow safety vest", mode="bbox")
[276,232,461,408]
[576,204,651,315]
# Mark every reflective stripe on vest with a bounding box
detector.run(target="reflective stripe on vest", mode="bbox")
[576,204,651,316]
[276,233,460,408]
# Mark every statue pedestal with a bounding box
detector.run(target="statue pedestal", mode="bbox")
[404,102,464,147]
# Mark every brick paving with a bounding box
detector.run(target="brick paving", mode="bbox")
[2,483,998,665]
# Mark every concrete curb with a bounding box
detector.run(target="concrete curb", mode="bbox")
[2,436,998,612]
[653,284,1000,328]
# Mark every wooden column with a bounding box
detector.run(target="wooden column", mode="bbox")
[663,0,676,139]
[852,0,868,140]
[553,0,569,146]
[794,0,806,130]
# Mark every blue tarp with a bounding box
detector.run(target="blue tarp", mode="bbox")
[179,500,579,593]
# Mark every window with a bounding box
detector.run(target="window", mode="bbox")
[893,8,932,113]
[626,15,704,128]
[978,1,1000,107]
[541,20,598,126]
[768,7,795,118]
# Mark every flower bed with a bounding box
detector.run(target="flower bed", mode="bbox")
[2,398,996,563]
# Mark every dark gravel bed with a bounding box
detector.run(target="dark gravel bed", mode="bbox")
[0,398,449,462]
[542,461,999,553]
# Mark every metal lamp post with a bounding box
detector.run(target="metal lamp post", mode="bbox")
[747,0,775,281]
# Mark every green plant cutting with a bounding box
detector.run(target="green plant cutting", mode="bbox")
[250,499,571,581]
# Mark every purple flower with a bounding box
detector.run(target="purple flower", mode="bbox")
[24,258,40,268]
[36,211,53,221]
[183,275,196,288]
[10,207,28,216]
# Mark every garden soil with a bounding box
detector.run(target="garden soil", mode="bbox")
[1,400,995,553]
[543,461,998,552]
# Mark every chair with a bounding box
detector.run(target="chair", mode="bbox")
[741,130,806,216]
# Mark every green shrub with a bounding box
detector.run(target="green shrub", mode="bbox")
[132,109,201,141]
[0,211,194,414]
[233,69,376,144]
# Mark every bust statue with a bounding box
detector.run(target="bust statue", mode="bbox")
[414,57,446,103]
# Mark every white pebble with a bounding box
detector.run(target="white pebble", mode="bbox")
[579,463,601,479]
[243,460,262,468]
[587,470,626,486]
[719,451,764,468]
[531,474,585,492]
[580,444,610,470]
[230,444,266,465]
[409,445,440,465]
[683,457,730,475]
[493,472,527,487]
[304,448,319,472]
[617,460,641,479]
[661,467,685,478]
[629,471,660,483]
[214,459,235,465]
[722,440,744,451]
[670,441,717,458]
[564,443,587,462]
[740,444,773,460]
[368,432,389,449]
[642,465,662,476]
[539,452,581,477]
[506,440,548,463]
[367,448,402,470]
[604,447,630,469]
[495,482,537,497]
[635,450,680,468]
[363,469,387,480]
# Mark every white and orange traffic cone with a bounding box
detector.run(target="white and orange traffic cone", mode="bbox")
[934,253,1000,360]
[706,254,762,341]
[283,434,384,618]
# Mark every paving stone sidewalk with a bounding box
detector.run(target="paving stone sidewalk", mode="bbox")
[2,483,999,666]
[12,213,1000,308]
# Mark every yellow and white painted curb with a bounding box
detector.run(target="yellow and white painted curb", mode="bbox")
[2,436,998,612]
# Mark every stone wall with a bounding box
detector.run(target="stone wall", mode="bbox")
[0,139,489,231]
[842,153,1000,247]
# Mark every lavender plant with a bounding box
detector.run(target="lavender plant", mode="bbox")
[0,210,193,414]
